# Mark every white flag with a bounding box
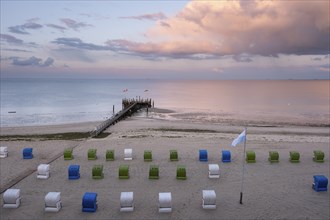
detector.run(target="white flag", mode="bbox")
[231,130,246,147]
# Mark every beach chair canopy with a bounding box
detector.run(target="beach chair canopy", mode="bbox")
[313,175,328,192]
[199,149,208,162]
[159,192,172,213]
[290,151,300,162]
[149,165,159,179]
[0,146,8,158]
[202,190,216,209]
[222,150,231,162]
[68,165,80,180]
[3,189,21,209]
[23,148,33,159]
[88,149,97,160]
[64,149,73,160]
[119,165,129,179]
[120,192,134,212]
[176,165,187,180]
[144,150,152,161]
[82,192,98,212]
[45,192,61,212]
[313,150,324,162]
[246,150,256,163]
[208,164,220,179]
[268,151,279,162]
[170,150,178,161]
[106,150,114,161]
[92,165,104,179]
[37,164,50,179]
[124,149,133,160]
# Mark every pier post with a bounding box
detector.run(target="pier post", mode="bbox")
[113,105,115,115]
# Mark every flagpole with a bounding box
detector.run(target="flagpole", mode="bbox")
[240,127,247,204]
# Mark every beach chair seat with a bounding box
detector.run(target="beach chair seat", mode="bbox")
[268,151,279,163]
[199,149,208,162]
[23,148,33,159]
[0,146,8,158]
[3,189,21,208]
[159,192,172,213]
[176,165,187,180]
[202,190,216,209]
[312,175,328,192]
[124,149,133,160]
[119,165,129,179]
[246,151,256,163]
[120,192,134,212]
[208,164,220,179]
[106,150,114,161]
[144,150,152,161]
[92,165,104,179]
[88,149,97,160]
[170,150,178,161]
[149,165,159,179]
[37,164,50,179]
[64,149,73,160]
[221,150,231,163]
[68,165,80,179]
[313,150,324,162]
[290,151,300,163]
[45,192,61,212]
[82,192,98,212]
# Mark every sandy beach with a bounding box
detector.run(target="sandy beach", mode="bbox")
[0,113,329,220]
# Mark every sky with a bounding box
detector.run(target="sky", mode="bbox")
[0,0,329,79]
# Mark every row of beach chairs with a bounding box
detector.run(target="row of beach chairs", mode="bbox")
[4,174,328,212]
[2,189,217,212]
[0,146,325,163]
[3,175,328,211]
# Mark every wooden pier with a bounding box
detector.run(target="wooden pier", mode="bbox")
[90,98,152,138]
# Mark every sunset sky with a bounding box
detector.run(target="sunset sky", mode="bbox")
[1,0,329,79]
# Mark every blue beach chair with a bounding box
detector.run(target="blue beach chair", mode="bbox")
[199,150,208,162]
[222,150,231,162]
[68,165,80,180]
[313,175,328,192]
[23,148,33,159]
[82,192,98,212]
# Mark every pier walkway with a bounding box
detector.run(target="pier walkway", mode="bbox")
[90,98,152,138]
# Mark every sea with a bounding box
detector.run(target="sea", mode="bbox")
[1,78,329,127]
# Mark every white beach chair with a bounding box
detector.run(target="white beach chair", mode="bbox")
[202,190,216,209]
[3,189,21,208]
[124,149,133,160]
[45,192,61,212]
[159,192,172,213]
[37,164,50,179]
[120,192,134,212]
[208,164,220,179]
[0,146,8,158]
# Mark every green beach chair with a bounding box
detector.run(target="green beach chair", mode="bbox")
[106,150,114,161]
[268,151,279,163]
[313,150,324,162]
[119,165,129,179]
[176,165,187,180]
[64,148,73,160]
[290,151,300,163]
[170,150,178,161]
[92,165,104,179]
[88,149,97,160]
[149,165,159,179]
[144,150,152,161]
[246,151,256,163]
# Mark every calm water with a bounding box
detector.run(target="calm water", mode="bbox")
[1,78,329,127]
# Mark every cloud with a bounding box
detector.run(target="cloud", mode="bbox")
[11,56,54,67]
[211,67,224,73]
[0,34,24,44]
[8,22,43,34]
[60,18,92,31]
[233,54,253,63]
[52,37,111,51]
[109,1,329,60]
[46,24,67,31]
[119,12,167,21]
[2,48,32,52]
